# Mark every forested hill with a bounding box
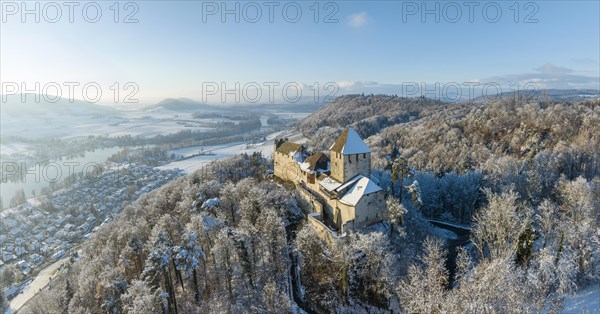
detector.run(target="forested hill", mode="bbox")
[471,89,600,103]
[299,94,600,178]
[297,94,455,138]
[19,96,600,314]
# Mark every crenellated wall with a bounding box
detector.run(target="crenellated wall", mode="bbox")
[330,151,371,182]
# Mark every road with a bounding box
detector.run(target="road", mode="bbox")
[8,257,69,313]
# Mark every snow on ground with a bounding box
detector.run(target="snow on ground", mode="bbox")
[168,142,245,159]
[1,112,125,139]
[430,226,458,240]
[0,143,33,156]
[428,219,472,231]
[156,130,306,174]
[561,284,600,313]
[106,120,213,138]
[155,149,239,173]
[0,109,217,142]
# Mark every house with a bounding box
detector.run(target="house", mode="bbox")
[274,128,386,236]
[16,260,31,275]
[4,284,20,300]
[2,251,15,263]
[52,250,66,260]
[14,246,27,257]
[30,253,44,266]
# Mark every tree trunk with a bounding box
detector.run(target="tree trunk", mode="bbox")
[230,206,236,224]
[193,268,200,303]
[164,267,179,314]
[172,258,185,291]
[202,257,209,295]
[398,176,403,202]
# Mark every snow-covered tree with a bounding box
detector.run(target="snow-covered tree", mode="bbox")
[174,232,205,302]
[398,237,448,313]
[385,197,407,238]
[472,189,530,259]
[142,227,178,314]
[121,280,161,314]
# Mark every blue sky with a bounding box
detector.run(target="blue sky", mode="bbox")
[1,1,599,104]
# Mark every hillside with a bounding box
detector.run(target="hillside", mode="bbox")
[297,94,453,137]
[0,94,117,116]
[298,94,600,177]
[144,98,218,111]
[17,95,600,314]
[20,150,600,314]
[471,88,600,103]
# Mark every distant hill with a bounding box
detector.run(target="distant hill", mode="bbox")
[471,89,600,103]
[296,94,460,139]
[145,97,327,112]
[298,90,600,140]
[143,98,218,111]
[0,94,117,116]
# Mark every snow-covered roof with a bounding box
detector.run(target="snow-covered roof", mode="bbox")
[201,197,220,209]
[319,176,342,191]
[299,162,313,173]
[329,128,371,155]
[300,152,329,174]
[338,175,383,206]
[334,174,363,192]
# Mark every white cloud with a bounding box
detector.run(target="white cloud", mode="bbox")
[347,12,369,27]
[335,81,378,90]
[534,63,573,75]
[484,63,599,90]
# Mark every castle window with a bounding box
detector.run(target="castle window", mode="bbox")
[363,153,366,158]
[356,154,358,161]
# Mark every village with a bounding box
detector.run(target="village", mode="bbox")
[0,164,184,300]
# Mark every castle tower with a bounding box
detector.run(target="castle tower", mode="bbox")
[329,128,371,183]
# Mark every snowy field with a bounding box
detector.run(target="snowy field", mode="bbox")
[0,107,234,149]
[156,130,306,174]
[0,143,33,156]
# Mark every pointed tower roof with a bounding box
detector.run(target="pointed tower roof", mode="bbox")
[329,128,371,155]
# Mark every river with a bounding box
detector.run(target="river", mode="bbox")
[1,146,125,209]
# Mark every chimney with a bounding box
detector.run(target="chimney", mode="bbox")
[275,138,285,149]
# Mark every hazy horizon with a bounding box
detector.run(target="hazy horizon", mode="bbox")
[2,1,599,104]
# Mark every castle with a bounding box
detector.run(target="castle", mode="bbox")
[274,128,386,235]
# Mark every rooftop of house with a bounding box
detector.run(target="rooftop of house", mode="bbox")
[304,152,328,169]
[337,175,383,206]
[275,141,304,155]
[329,128,371,155]
[319,175,342,191]
[316,173,383,205]
[300,152,329,173]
